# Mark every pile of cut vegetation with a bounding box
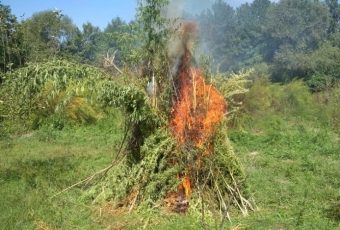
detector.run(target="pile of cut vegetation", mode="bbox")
[82,22,253,226]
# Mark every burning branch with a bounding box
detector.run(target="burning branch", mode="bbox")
[167,22,252,223]
[191,67,197,112]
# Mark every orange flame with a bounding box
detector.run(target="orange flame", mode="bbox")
[182,177,192,197]
[170,22,227,199]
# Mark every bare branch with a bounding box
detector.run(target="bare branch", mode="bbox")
[103,49,123,74]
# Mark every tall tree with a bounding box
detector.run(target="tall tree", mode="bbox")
[325,0,340,49]
[100,17,127,68]
[137,0,170,67]
[325,0,340,37]
[0,2,24,73]
[79,22,101,64]
[264,0,329,56]
[306,41,340,91]
[199,0,236,72]
[263,0,330,82]
[61,22,102,65]
[60,27,83,61]
[22,10,77,62]
[233,0,271,69]
[122,0,172,161]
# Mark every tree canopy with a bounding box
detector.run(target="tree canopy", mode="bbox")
[0,0,339,88]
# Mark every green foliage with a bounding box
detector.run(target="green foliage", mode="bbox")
[0,2,25,72]
[99,79,163,164]
[220,77,340,229]
[1,79,340,229]
[264,0,331,82]
[0,56,164,136]
[241,78,316,119]
[264,0,329,51]
[2,0,338,90]
[314,81,340,132]
[233,76,340,133]
[214,68,253,122]
[233,0,271,69]
[0,60,109,132]
[2,1,340,229]
[137,0,170,60]
[306,42,340,92]
[62,22,102,65]
[98,17,128,68]
[22,10,78,62]
[325,0,340,36]
[198,0,236,72]
[195,0,338,87]
[306,72,333,93]
[89,128,181,205]
[108,20,144,66]
[136,0,176,108]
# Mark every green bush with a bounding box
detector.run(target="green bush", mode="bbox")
[314,82,340,132]
[236,78,319,130]
[0,60,109,133]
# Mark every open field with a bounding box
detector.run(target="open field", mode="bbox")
[1,1,340,229]
[1,111,339,229]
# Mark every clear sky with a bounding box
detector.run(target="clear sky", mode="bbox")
[3,0,138,30]
[2,0,277,30]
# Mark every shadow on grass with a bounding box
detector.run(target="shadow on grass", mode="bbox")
[0,154,96,229]
[1,156,76,188]
[326,198,340,222]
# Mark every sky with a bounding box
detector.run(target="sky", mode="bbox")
[2,0,276,30]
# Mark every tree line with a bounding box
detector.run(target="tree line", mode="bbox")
[196,0,340,92]
[1,0,340,91]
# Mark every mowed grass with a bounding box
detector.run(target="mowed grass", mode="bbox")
[1,113,339,229]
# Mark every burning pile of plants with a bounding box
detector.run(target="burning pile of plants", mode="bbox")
[86,22,252,224]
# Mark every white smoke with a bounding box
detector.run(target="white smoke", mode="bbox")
[163,0,215,19]
[161,0,212,74]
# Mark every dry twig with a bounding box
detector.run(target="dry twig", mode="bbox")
[103,50,123,74]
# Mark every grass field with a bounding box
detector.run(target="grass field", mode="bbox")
[228,117,340,229]
[1,111,339,229]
